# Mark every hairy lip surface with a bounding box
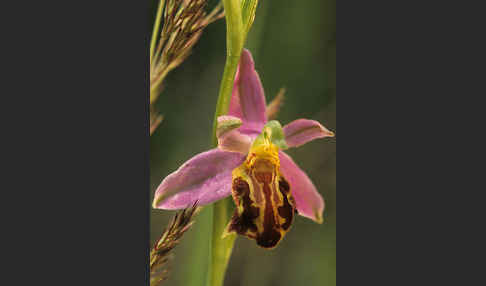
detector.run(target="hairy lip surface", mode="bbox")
[226,158,295,249]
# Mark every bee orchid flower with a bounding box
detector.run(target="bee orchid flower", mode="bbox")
[153,49,334,248]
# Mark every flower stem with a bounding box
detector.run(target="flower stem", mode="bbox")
[208,200,236,286]
[211,0,244,145]
[207,1,244,286]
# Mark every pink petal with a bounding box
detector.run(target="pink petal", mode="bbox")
[283,119,335,148]
[228,49,267,136]
[153,149,246,210]
[216,115,253,154]
[218,129,252,154]
[279,151,325,223]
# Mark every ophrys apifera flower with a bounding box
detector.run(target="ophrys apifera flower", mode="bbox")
[153,49,334,248]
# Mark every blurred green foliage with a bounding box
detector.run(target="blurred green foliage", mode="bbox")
[149,0,336,285]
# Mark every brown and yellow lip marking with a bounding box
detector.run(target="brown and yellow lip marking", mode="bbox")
[223,150,296,249]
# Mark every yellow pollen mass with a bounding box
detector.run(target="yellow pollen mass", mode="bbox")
[246,132,280,170]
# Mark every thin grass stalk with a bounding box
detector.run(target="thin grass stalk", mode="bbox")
[149,0,224,135]
[150,203,199,285]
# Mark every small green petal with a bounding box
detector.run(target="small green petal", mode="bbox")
[253,120,289,150]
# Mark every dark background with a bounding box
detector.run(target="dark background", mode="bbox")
[149,0,336,285]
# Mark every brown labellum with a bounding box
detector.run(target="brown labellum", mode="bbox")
[225,158,296,249]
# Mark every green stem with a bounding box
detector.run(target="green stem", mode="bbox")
[211,0,244,145]
[211,54,241,145]
[207,1,244,286]
[208,199,236,286]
